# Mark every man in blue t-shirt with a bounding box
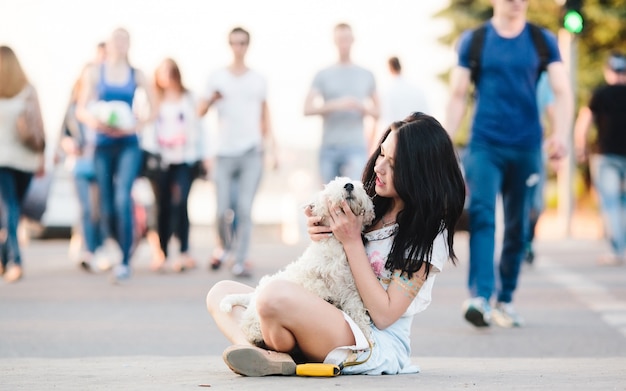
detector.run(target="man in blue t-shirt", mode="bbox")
[445,0,573,329]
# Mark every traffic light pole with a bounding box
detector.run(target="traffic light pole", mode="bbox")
[557,28,576,238]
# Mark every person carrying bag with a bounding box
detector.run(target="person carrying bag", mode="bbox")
[0,45,46,283]
[16,84,46,153]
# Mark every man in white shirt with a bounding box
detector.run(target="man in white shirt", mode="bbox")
[198,27,276,278]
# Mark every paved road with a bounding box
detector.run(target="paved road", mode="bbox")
[1,224,625,390]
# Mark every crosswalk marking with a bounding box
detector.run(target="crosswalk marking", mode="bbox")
[540,258,626,338]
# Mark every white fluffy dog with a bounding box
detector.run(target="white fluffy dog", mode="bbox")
[220,176,376,346]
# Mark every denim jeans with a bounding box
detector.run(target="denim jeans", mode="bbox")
[156,163,193,257]
[0,168,33,267]
[463,142,541,303]
[589,154,626,258]
[74,174,103,254]
[527,152,547,245]
[215,147,263,266]
[319,145,368,184]
[94,139,142,266]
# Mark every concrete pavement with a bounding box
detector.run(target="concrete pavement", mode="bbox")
[1,221,626,390]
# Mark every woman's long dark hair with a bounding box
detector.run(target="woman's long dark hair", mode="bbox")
[362,112,466,279]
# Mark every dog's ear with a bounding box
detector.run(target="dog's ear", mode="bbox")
[363,205,376,227]
[311,191,330,220]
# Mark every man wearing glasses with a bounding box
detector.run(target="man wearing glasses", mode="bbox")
[445,0,573,328]
[198,27,276,278]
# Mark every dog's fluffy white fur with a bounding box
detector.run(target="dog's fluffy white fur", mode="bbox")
[219,176,376,346]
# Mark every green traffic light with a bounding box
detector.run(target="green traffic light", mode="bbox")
[563,10,583,34]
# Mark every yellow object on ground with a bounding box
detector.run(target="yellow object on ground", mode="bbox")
[295,363,340,377]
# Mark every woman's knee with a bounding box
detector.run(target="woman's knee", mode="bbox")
[206,281,231,313]
[206,280,252,314]
[256,280,297,318]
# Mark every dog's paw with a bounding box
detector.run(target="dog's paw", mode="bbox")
[219,298,235,313]
[219,293,253,313]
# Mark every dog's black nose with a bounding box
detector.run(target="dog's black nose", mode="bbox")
[344,183,354,193]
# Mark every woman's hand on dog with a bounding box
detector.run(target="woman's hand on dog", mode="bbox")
[305,201,364,244]
[326,200,364,246]
[305,205,332,242]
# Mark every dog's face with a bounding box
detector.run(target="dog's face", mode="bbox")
[311,176,375,229]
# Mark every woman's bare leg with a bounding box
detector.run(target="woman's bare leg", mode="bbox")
[256,280,356,362]
[206,280,255,345]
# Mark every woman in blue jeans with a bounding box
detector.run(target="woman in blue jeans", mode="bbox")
[0,46,46,283]
[59,70,104,271]
[77,28,156,282]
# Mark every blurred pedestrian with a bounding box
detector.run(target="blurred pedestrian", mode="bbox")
[198,26,277,277]
[136,131,166,272]
[574,52,626,266]
[445,0,573,328]
[76,27,157,283]
[524,71,555,265]
[150,57,209,273]
[0,45,46,283]
[135,89,164,274]
[304,23,379,184]
[58,41,107,272]
[370,56,429,152]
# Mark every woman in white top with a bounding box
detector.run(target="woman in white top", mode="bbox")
[207,112,466,375]
[0,46,45,283]
[149,58,208,272]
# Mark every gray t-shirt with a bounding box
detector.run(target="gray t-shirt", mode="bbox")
[311,64,376,147]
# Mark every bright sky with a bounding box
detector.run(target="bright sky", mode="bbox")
[1,0,453,150]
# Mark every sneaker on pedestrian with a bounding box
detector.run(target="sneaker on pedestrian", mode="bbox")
[463,297,491,327]
[209,257,222,271]
[94,246,114,272]
[231,263,252,278]
[110,264,131,284]
[492,302,525,328]
[209,249,227,271]
[79,259,95,273]
[222,345,296,377]
[78,253,97,273]
[98,239,120,271]
[97,257,113,272]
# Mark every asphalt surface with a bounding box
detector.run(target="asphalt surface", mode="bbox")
[1,222,626,390]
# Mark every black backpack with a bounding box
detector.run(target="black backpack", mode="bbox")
[468,22,551,87]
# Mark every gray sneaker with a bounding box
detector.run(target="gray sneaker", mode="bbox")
[492,302,524,328]
[110,264,131,285]
[231,263,252,278]
[463,297,491,327]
